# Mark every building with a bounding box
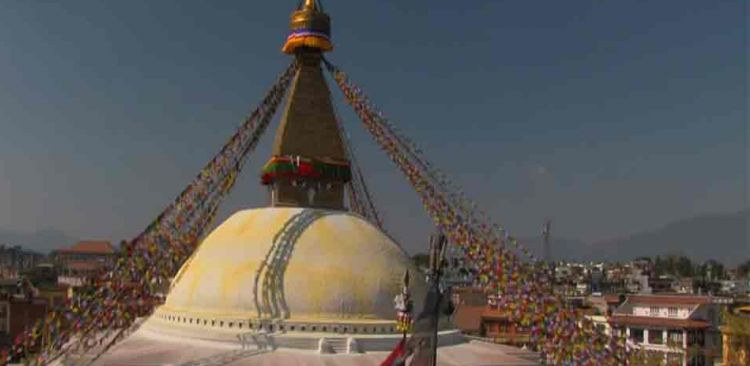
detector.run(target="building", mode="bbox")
[588,293,626,316]
[77,2,542,365]
[625,266,652,294]
[52,240,115,287]
[0,297,48,351]
[650,275,678,294]
[0,245,43,277]
[0,278,36,300]
[719,280,749,296]
[453,305,532,346]
[673,278,696,294]
[451,288,532,347]
[609,295,723,366]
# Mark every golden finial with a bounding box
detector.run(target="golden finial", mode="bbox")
[282,0,333,54]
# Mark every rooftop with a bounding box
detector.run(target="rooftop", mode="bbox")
[609,315,710,329]
[452,305,485,333]
[626,295,711,306]
[55,241,115,255]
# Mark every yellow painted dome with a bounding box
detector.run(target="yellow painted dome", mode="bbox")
[160,207,426,324]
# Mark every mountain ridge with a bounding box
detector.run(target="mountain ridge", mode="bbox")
[520,209,748,266]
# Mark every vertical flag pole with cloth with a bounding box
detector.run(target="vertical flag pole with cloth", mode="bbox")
[381,234,449,366]
[381,271,413,366]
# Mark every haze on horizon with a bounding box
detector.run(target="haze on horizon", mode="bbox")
[0,1,746,259]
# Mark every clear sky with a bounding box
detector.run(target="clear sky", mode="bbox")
[0,0,746,255]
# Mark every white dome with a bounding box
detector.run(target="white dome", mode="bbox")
[156,207,426,333]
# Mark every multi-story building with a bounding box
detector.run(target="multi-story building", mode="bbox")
[609,295,724,366]
[52,241,115,287]
[625,266,652,294]
[0,245,43,277]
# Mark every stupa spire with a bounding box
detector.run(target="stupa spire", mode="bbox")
[261,2,349,210]
[282,0,332,54]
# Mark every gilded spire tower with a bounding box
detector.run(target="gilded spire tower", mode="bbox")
[261,0,350,210]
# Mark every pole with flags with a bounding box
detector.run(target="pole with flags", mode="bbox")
[380,233,448,366]
[380,271,413,366]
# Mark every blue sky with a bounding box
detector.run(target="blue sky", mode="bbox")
[0,0,746,255]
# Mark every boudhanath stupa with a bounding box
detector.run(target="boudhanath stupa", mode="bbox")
[66,2,541,365]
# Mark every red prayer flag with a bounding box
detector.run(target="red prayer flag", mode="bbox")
[379,338,406,366]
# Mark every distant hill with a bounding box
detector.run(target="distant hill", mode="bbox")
[585,209,749,266]
[518,210,748,266]
[0,228,78,254]
[516,236,589,262]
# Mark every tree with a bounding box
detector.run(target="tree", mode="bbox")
[411,253,430,269]
[700,259,726,281]
[654,256,665,277]
[737,260,750,278]
[675,256,694,278]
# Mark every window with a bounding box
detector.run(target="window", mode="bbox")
[668,329,683,345]
[630,328,644,343]
[649,306,660,316]
[668,307,678,317]
[648,329,663,344]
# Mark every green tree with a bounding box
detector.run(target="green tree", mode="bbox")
[654,256,665,276]
[737,260,750,278]
[700,259,726,280]
[411,253,430,269]
[676,256,694,277]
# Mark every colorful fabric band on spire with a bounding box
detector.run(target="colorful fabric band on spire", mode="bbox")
[261,155,351,185]
[282,30,333,54]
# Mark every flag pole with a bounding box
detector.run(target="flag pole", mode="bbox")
[428,233,447,366]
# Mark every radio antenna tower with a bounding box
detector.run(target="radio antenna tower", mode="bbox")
[543,219,552,263]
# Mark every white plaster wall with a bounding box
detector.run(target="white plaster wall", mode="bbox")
[632,306,690,318]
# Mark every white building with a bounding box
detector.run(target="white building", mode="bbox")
[610,295,723,366]
[719,280,748,296]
